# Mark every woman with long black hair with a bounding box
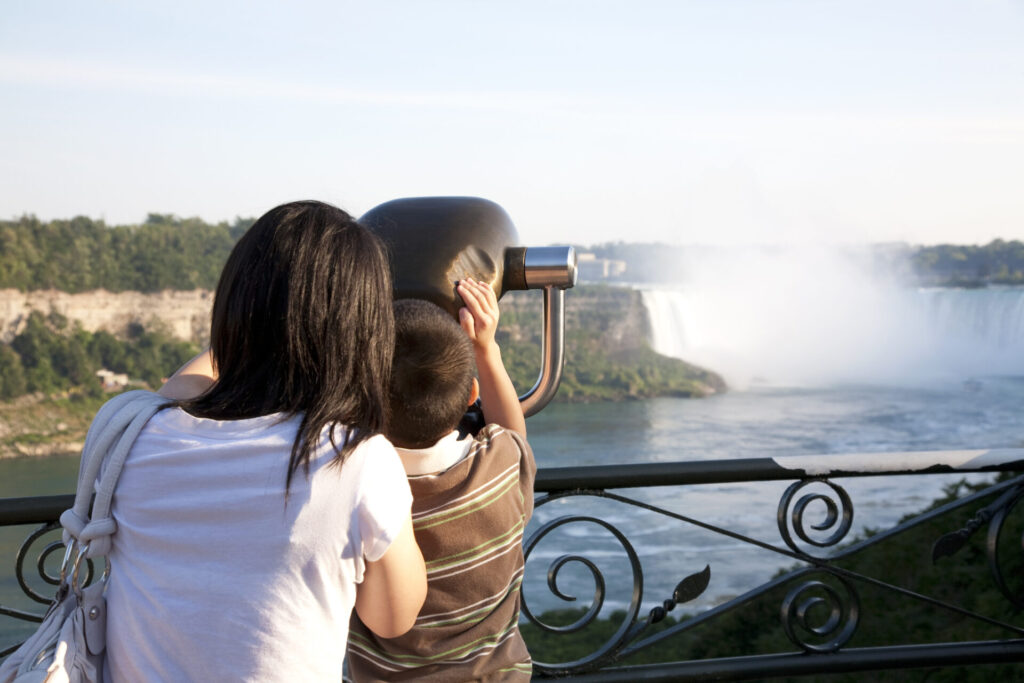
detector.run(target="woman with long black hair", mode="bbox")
[102,200,426,681]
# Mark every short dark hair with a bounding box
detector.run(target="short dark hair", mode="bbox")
[179,200,395,492]
[386,299,475,449]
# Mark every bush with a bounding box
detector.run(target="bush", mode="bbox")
[1,312,198,399]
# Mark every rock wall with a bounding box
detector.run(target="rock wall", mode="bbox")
[0,285,650,351]
[498,286,652,351]
[0,289,213,344]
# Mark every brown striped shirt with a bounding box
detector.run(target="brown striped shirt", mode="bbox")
[348,425,536,682]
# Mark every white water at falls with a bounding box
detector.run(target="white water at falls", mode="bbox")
[640,249,1024,387]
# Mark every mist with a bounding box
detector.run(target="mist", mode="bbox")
[640,246,1024,388]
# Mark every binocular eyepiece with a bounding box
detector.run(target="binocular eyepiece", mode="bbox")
[361,196,576,416]
[505,246,578,291]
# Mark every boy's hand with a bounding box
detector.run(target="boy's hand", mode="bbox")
[455,277,527,436]
[457,278,499,350]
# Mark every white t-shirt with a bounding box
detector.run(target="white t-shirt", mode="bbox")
[102,407,411,683]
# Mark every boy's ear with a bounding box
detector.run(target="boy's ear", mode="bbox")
[467,378,480,406]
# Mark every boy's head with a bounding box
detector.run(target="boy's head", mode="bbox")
[386,298,478,449]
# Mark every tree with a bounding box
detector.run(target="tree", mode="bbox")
[0,345,26,399]
[0,213,249,292]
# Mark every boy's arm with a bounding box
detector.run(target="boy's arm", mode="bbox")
[158,347,217,399]
[457,278,527,437]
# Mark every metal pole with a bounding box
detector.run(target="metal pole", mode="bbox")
[519,285,566,417]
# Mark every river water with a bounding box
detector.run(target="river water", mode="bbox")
[2,282,1024,629]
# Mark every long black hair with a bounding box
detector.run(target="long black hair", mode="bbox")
[179,200,395,491]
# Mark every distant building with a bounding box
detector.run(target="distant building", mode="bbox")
[96,368,131,391]
[578,253,628,281]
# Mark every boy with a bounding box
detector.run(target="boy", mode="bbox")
[347,277,536,682]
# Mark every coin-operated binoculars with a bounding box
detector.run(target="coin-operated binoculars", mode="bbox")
[361,197,577,417]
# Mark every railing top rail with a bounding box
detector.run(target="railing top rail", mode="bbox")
[0,495,73,525]
[535,448,1024,492]
[0,449,1021,522]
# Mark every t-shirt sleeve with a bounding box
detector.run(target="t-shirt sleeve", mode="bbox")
[353,436,413,563]
[512,432,537,520]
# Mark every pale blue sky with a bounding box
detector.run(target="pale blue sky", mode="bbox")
[1,1,1022,246]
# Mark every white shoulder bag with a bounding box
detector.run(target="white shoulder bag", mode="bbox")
[0,390,166,683]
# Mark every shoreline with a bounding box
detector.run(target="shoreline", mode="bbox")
[0,382,724,459]
[0,392,107,460]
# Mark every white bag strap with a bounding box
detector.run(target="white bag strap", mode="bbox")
[59,390,167,558]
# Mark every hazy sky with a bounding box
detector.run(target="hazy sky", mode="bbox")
[2,1,1022,247]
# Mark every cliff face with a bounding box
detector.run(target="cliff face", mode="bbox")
[0,289,213,344]
[0,286,651,350]
[0,286,723,457]
[497,285,726,400]
[498,286,653,352]
[0,285,725,399]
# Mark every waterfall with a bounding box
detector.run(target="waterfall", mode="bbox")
[639,248,1024,387]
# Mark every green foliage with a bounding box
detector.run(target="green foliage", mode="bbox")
[0,345,26,399]
[0,214,252,293]
[522,477,1024,681]
[120,324,197,387]
[911,239,1024,287]
[522,609,684,667]
[1,312,198,398]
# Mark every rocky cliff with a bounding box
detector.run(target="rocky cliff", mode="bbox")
[497,286,726,400]
[0,289,213,344]
[0,285,726,402]
[498,286,653,352]
[0,286,650,349]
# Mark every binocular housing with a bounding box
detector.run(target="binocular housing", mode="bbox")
[361,196,576,416]
[361,197,576,316]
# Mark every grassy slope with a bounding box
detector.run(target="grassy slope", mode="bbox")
[0,392,109,458]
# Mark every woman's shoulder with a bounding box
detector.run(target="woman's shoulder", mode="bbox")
[360,432,397,452]
[96,389,165,416]
[323,432,411,515]
[87,390,167,438]
[335,432,404,474]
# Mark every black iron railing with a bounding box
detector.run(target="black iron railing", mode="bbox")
[2,449,1023,679]
[522,449,1024,679]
